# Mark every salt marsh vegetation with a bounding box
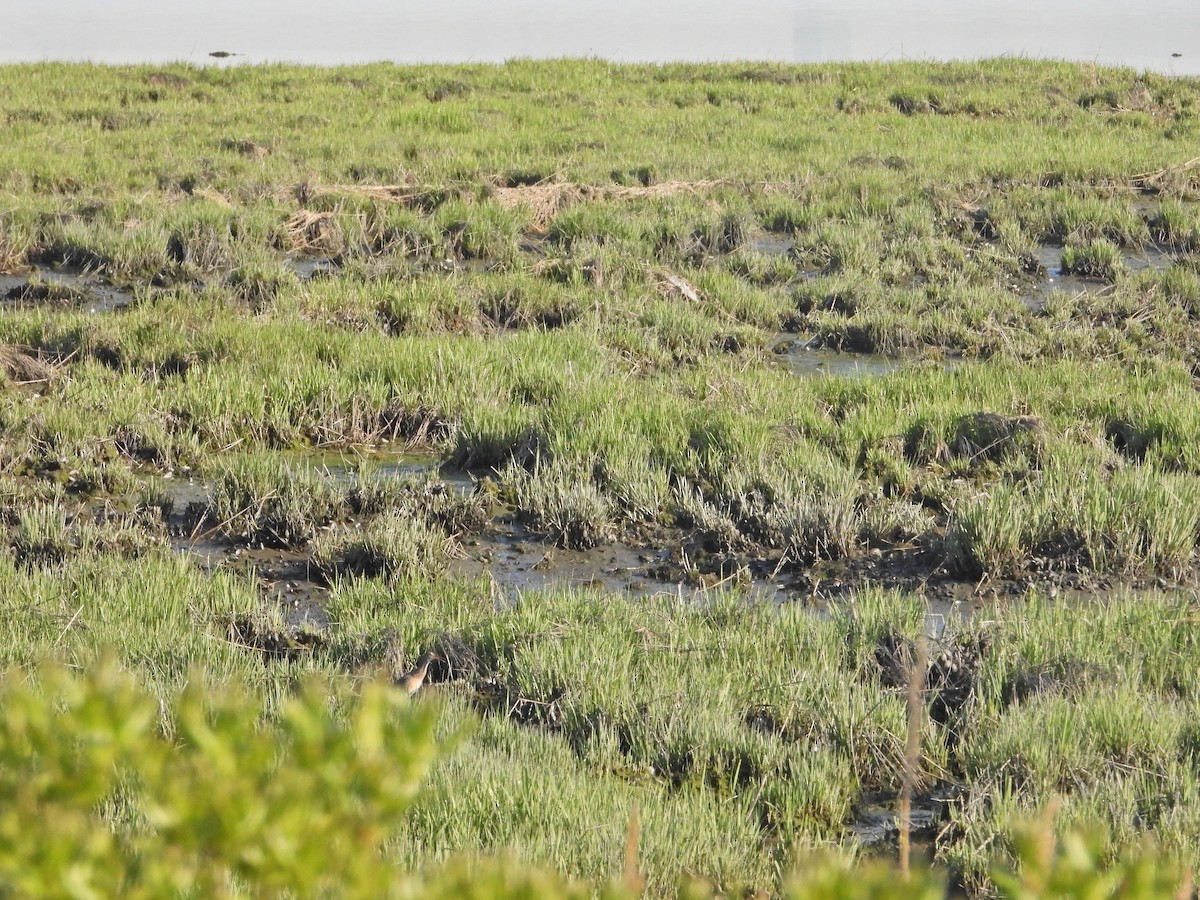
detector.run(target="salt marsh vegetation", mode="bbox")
[2,57,1200,896]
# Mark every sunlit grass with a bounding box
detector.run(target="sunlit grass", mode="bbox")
[3,57,1200,896]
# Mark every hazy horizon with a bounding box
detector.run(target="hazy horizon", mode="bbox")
[2,0,1196,75]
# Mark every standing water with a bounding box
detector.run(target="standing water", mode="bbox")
[2,0,1196,73]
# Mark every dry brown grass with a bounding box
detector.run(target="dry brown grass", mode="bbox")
[1132,155,1200,193]
[307,183,425,204]
[0,345,54,385]
[284,210,345,253]
[0,222,30,273]
[195,187,233,208]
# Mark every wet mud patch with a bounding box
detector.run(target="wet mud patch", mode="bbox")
[774,338,907,378]
[453,520,788,604]
[141,455,1172,631]
[283,255,340,280]
[453,509,1131,621]
[149,473,332,639]
[771,335,957,379]
[1019,243,1175,310]
[223,545,330,627]
[178,525,332,637]
[1122,245,1177,273]
[145,452,481,649]
[1019,245,1104,309]
[0,268,136,314]
[224,603,326,661]
[279,447,473,492]
[153,447,472,546]
[796,535,1132,613]
[851,784,962,849]
[749,232,795,256]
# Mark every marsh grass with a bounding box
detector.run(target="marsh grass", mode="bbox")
[204,456,344,547]
[3,57,1200,895]
[8,501,165,567]
[0,220,33,272]
[1060,239,1126,281]
[941,589,1200,891]
[1147,200,1200,251]
[323,581,950,867]
[501,459,617,550]
[0,550,262,694]
[5,657,1192,898]
[401,703,778,895]
[312,512,456,582]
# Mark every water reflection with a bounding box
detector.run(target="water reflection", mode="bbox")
[3,0,1196,73]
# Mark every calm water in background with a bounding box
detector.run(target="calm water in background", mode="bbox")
[1,0,1197,74]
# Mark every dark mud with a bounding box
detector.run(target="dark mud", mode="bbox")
[276,446,475,492]
[797,536,1157,609]
[453,520,787,604]
[140,440,1184,682]
[148,449,483,645]
[148,456,1137,649]
[852,784,961,847]
[153,473,331,633]
[151,446,466,565]
[150,449,797,618]
[149,465,343,635]
[193,539,331,632]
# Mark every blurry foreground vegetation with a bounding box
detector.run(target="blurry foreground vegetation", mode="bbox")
[0,660,1191,899]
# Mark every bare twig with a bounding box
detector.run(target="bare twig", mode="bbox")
[1131,155,1200,184]
[899,634,928,879]
[53,605,85,646]
[622,802,644,894]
